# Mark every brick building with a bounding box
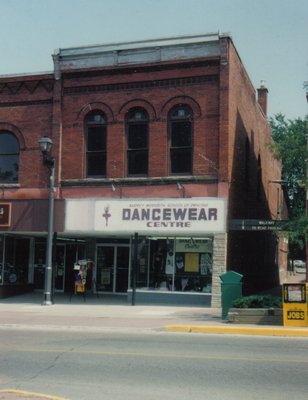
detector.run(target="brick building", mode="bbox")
[0,33,287,305]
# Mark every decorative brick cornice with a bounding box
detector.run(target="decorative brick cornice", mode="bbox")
[0,79,54,96]
[64,75,218,96]
[0,99,53,108]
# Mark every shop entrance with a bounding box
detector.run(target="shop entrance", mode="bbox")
[33,240,85,293]
[54,244,65,292]
[95,244,130,293]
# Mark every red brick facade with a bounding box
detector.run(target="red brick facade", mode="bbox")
[0,34,287,300]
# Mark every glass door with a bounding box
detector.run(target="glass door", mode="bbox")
[116,246,130,292]
[95,245,130,293]
[55,244,66,292]
[96,246,115,292]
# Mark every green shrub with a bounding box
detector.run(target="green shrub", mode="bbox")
[231,295,282,309]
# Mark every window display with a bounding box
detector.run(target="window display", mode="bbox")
[0,236,30,285]
[133,237,213,293]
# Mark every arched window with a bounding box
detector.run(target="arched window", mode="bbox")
[126,108,148,176]
[0,132,19,182]
[85,111,107,177]
[169,106,193,174]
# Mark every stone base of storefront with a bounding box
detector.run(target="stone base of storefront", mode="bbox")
[127,289,211,306]
[0,284,34,299]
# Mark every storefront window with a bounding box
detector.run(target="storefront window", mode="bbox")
[133,237,213,293]
[133,237,149,289]
[0,235,3,284]
[34,239,87,293]
[34,239,46,290]
[2,237,30,285]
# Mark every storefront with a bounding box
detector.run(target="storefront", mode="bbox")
[0,198,227,304]
[65,197,227,305]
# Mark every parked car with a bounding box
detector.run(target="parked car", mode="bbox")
[293,260,306,273]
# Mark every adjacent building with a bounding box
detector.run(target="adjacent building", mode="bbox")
[0,33,288,305]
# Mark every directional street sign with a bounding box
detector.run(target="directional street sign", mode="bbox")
[228,219,288,231]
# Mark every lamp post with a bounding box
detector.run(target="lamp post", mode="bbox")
[306,89,308,282]
[38,136,55,305]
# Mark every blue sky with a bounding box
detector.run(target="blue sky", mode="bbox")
[0,0,307,119]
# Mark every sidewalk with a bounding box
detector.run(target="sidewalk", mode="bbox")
[1,293,308,400]
[1,291,308,337]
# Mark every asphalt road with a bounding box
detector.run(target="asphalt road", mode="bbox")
[0,329,308,400]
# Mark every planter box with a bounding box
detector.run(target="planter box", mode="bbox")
[227,308,283,325]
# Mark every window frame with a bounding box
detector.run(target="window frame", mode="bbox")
[0,131,19,183]
[84,111,107,178]
[168,105,193,175]
[126,108,149,177]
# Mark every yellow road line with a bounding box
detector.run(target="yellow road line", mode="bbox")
[0,389,67,400]
[16,348,308,364]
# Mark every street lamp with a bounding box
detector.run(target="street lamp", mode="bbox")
[306,89,308,283]
[38,136,55,305]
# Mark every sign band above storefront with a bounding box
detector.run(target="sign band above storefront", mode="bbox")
[0,203,11,227]
[65,198,226,236]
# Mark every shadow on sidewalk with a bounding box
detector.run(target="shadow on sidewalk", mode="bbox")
[0,291,128,306]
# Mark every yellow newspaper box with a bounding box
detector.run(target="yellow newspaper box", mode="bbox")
[283,283,308,327]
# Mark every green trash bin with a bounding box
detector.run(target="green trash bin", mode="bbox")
[220,271,243,319]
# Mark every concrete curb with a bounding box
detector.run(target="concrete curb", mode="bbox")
[165,325,308,337]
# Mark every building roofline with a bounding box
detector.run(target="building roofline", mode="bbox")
[55,32,227,58]
[0,71,53,79]
[53,32,229,78]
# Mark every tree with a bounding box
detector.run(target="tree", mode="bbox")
[269,113,308,257]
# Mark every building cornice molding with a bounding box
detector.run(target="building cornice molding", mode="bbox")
[63,75,218,96]
[60,176,219,188]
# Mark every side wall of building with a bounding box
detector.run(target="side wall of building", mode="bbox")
[224,37,286,293]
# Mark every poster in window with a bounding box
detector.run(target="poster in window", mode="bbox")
[175,254,184,272]
[101,268,111,285]
[200,253,212,275]
[184,253,199,272]
[165,252,174,274]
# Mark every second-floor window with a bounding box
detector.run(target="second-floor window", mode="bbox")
[0,132,19,183]
[169,105,193,174]
[85,111,107,177]
[126,108,148,176]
